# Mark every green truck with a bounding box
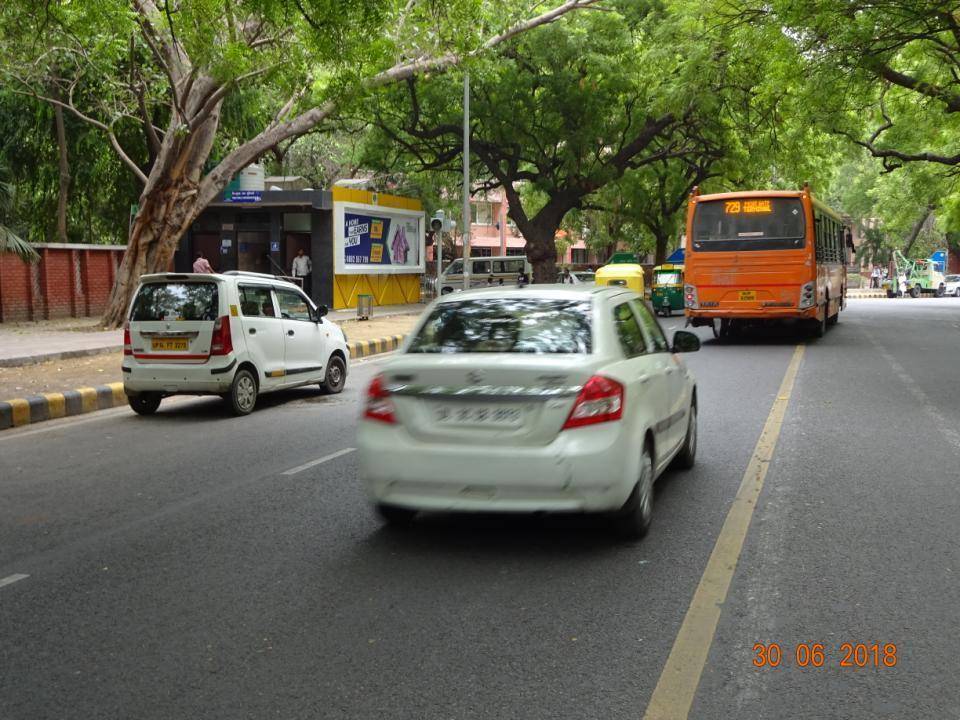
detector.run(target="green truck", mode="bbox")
[884,250,946,298]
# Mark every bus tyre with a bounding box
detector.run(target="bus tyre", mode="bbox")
[910,285,921,298]
[812,308,827,338]
[128,392,161,416]
[228,368,258,416]
[612,444,654,540]
[673,403,697,470]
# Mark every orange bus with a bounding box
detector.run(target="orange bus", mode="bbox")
[683,185,851,338]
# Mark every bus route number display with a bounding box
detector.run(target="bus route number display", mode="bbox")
[724,199,773,214]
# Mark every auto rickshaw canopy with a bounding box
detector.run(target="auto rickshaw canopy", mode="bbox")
[595,263,646,295]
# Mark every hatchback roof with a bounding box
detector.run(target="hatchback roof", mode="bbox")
[138,272,302,291]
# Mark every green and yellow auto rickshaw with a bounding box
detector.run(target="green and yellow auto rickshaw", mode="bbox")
[650,263,684,317]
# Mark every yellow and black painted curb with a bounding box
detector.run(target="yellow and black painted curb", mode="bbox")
[0,382,126,431]
[348,334,406,359]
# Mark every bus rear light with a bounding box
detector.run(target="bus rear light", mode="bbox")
[684,284,699,309]
[799,282,815,309]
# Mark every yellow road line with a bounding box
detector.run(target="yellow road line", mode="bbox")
[643,344,805,720]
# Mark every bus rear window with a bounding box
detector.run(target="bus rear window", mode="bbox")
[130,282,219,321]
[692,198,805,251]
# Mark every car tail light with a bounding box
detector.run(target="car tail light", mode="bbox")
[123,323,132,356]
[364,375,396,424]
[211,315,233,356]
[563,375,624,429]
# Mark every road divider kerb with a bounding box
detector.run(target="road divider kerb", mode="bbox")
[0,382,127,432]
[349,334,405,359]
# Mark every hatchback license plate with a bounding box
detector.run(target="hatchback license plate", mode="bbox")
[151,337,189,351]
[435,404,522,428]
[738,290,757,301]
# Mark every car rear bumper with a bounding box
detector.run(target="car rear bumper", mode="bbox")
[122,357,236,394]
[358,421,635,513]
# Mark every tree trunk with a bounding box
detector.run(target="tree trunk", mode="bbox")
[525,225,559,283]
[53,102,69,243]
[902,206,933,256]
[101,93,224,327]
[654,230,669,265]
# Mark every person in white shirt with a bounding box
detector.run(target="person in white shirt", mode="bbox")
[291,248,312,296]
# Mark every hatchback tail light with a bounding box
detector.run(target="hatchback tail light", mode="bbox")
[364,375,396,424]
[563,375,624,429]
[211,315,233,356]
[123,323,132,356]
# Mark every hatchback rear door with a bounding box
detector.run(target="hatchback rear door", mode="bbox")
[128,278,221,363]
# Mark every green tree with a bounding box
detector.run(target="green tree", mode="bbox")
[0,163,38,261]
[0,0,597,325]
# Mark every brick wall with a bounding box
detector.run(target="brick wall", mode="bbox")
[0,243,124,322]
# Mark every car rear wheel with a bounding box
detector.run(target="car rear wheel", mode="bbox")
[320,355,346,394]
[128,392,161,416]
[228,368,258,416]
[612,444,654,540]
[376,503,417,526]
[673,403,697,470]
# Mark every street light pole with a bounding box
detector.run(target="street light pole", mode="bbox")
[462,72,471,291]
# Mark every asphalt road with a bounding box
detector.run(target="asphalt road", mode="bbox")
[1,298,958,719]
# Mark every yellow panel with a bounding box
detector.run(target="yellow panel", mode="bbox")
[333,274,421,309]
[330,186,422,211]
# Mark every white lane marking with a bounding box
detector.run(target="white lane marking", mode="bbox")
[0,573,29,589]
[281,447,356,476]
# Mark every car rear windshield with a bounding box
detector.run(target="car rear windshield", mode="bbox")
[692,197,806,251]
[408,298,593,354]
[130,282,219,322]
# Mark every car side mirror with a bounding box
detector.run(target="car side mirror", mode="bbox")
[671,330,700,353]
[315,304,328,319]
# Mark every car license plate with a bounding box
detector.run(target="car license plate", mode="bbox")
[435,404,523,428]
[739,290,757,301]
[151,337,189,351]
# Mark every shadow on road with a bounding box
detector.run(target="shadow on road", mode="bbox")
[129,386,354,422]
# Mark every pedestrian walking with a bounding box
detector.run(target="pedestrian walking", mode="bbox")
[871,266,881,289]
[193,251,214,274]
[292,248,313,296]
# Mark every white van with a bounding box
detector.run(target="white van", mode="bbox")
[438,255,533,294]
[123,271,349,416]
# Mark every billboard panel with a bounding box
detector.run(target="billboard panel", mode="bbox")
[334,201,425,274]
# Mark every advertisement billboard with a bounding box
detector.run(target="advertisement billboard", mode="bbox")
[333,201,425,274]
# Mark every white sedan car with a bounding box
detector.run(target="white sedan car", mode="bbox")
[357,285,699,538]
[944,274,960,297]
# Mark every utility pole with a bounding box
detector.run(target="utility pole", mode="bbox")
[462,72,471,291]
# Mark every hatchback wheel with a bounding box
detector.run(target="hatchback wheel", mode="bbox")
[673,403,697,470]
[320,355,346,394]
[128,392,161,416]
[612,444,654,540]
[228,368,258,416]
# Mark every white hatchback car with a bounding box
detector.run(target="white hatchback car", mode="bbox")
[123,271,349,416]
[357,285,699,538]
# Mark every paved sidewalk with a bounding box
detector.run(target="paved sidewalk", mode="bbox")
[0,302,427,367]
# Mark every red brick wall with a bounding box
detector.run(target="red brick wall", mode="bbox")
[0,244,125,322]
